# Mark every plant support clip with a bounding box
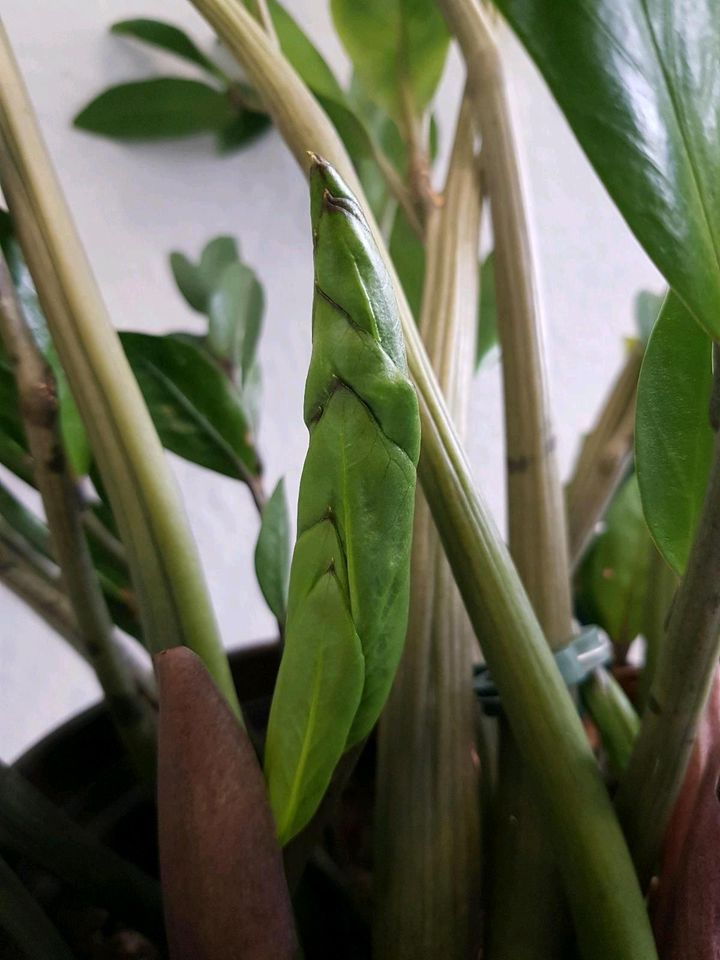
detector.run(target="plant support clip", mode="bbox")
[473,625,613,716]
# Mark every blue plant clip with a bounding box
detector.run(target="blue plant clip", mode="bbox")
[473,625,612,716]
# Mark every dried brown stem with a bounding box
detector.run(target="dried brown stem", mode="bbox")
[567,344,642,568]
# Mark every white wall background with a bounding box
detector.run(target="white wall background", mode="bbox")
[0,1,661,761]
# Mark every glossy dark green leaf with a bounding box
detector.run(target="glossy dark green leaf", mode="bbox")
[576,473,652,652]
[497,0,720,339]
[121,331,259,480]
[170,236,239,314]
[215,109,271,153]
[254,478,290,624]
[633,289,664,348]
[636,292,714,574]
[267,0,344,101]
[476,252,498,369]
[74,77,234,140]
[110,18,223,78]
[330,0,450,121]
[389,206,425,319]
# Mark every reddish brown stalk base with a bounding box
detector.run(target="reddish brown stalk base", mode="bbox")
[155,647,297,960]
[651,669,720,959]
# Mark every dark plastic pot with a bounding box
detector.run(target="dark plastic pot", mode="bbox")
[12,644,372,959]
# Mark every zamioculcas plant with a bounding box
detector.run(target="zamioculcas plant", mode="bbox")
[0,1,719,958]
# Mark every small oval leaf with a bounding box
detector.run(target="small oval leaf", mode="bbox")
[111,18,222,78]
[74,77,234,140]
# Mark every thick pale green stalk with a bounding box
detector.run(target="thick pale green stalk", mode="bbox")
[0,251,155,777]
[375,97,482,960]
[0,22,239,717]
[567,346,641,568]
[185,3,657,955]
[435,5,573,957]
[616,421,720,887]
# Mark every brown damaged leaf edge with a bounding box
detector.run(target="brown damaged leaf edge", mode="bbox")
[155,647,298,960]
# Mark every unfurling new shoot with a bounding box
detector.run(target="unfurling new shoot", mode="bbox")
[264,157,420,844]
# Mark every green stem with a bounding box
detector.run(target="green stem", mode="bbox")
[442,7,574,958]
[0,519,156,703]
[0,23,240,720]
[0,761,162,934]
[0,428,34,484]
[182,3,657,955]
[616,356,720,885]
[0,853,75,960]
[638,543,677,710]
[0,250,156,778]
[581,668,640,778]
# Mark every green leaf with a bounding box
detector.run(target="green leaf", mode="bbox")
[497,0,720,339]
[576,473,652,652]
[74,77,235,140]
[389,206,425,319]
[254,478,290,623]
[170,236,240,313]
[121,331,259,481]
[267,0,344,102]
[215,108,271,153]
[635,292,714,574]
[634,290,664,347]
[110,18,223,78]
[476,252,498,369]
[207,261,263,379]
[330,0,450,121]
